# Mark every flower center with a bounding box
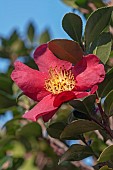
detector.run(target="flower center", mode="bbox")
[45,66,76,94]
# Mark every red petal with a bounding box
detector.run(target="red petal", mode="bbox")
[73,54,105,91]
[53,91,75,107]
[34,44,72,72]
[11,61,49,101]
[23,94,58,122]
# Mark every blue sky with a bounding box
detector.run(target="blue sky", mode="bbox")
[0,0,85,39]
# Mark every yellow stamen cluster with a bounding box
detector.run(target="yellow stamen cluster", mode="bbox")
[45,66,75,94]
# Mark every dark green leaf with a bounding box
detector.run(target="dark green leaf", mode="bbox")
[69,94,96,116]
[39,29,51,44]
[104,90,113,117]
[47,122,66,139]
[85,7,113,50]
[17,122,42,138]
[97,145,113,163]
[95,32,112,64]
[48,39,83,64]
[98,67,113,98]
[60,120,101,140]
[59,144,93,164]
[27,23,35,42]
[62,13,82,45]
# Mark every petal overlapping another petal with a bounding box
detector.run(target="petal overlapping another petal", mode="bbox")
[23,94,58,122]
[11,61,49,101]
[34,44,72,72]
[73,54,105,91]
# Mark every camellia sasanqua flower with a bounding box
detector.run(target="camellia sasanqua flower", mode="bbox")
[11,44,105,122]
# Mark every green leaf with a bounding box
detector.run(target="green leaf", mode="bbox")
[27,23,35,42]
[47,122,66,139]
[61,0,78,8]
[62,13,82,45]
[59,144,93,164]
[104,90,113,117]
[97,145,113,163]
[94,32,112,64]
[69,95,96,116]
[85,7,113,51]
[39,29,51,44]
[48,39,83,64]
[60,120,101,140]
[99,165,112,170]
[17,122,42,138]
[9,30,19,45]
[98,67,113,98]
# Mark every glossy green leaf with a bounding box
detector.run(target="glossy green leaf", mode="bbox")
[60,120,101,140]
[27,23,35,42]
[39,29,51,44]
[104,90,113,117]
[69,94,96,116]
[62,13,82,45]
[48,39,83,64]
[85,7,113,50]
[59,144,93,164]
[98,67,113,98]
[99,165,112,170]
[98,145,113,163]
[95,32,112,64]
[47,122,66,139]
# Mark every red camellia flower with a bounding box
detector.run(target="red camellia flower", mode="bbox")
[11,44,105,122]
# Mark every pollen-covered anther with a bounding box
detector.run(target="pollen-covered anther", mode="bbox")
[45,66,76,94]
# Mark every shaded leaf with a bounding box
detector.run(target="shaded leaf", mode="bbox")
[61,0,78,8]
[48,39,83,64]
[85,7,113,50]
[17,122,42,138]
[60,120,101,140]
[59,144,93,164]
[47,122,66,139]
[69,94,96,116]
[98,67,113,98]
[62,13,82,45]
[104,90,113,117]
[97,145,113,163]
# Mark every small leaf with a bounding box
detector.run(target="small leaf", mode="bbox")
[98,67,113,98]
[59,144,93,164]
[95,32,112,64]
[47,122,66,139]
[104,90,113,117]
[61,0,78,8]
[39,29,51,44]
[60,120,101,140]
[99,165,112,170]
[69,94,96,116]
[62,13,82,45]
[97,145,113,163]
[48,39,83,64]
[27,23,35,42]
[85,7,113,50]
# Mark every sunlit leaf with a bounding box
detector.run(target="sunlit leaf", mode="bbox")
[48,39,83,64]
[39,29,51,44]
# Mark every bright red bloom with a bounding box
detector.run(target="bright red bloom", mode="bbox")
[11,44,105,122]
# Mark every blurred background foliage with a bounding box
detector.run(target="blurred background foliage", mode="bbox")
[0,0,113,170]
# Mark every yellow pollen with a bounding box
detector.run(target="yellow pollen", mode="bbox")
[45,66,76,94]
